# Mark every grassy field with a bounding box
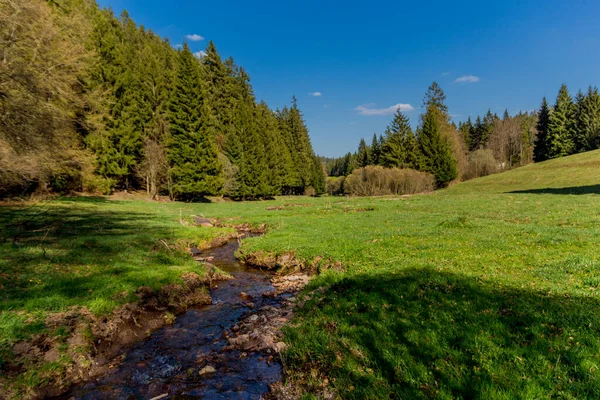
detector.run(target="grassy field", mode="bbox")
[1,150,600,398]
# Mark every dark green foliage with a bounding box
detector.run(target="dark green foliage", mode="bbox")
[547,84,575,158]
[422,81,448,115]
[167,44,222,199]
[356,138,370,167]
[534,97,551,162]
[380,110,421,169]
[370,134,381,165]
[575,86,600,152]
[419,106,458,188]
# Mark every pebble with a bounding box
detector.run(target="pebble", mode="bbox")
[199,365,216,375]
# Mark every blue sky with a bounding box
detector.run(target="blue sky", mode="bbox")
[98,0,600,157]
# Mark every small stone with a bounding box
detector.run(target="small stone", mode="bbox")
[232,324,240,332]
[248,314,259,322]
[273,342,288,353]
[199,365,216,375]
[240,292,253,301]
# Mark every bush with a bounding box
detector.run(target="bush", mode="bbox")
[326,176,345,196]
[464,149,498,180]
[344,166,434,196]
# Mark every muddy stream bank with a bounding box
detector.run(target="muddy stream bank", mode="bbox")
[54,236,306,400]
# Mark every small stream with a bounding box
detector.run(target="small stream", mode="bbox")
[59,237,283,399]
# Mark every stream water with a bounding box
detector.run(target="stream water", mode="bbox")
[58,237,283,400]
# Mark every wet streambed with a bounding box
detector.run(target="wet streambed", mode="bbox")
[57,237,284,400]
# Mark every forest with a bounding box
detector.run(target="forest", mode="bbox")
[325,82,600,195]
[0,0,325,201]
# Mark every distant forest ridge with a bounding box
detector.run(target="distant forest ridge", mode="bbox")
[0,0,324,200]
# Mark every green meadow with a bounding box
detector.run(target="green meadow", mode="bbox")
[1,150,600,398]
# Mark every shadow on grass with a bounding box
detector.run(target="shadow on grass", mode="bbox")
[0,202,189,313]
[286,269,600,399]
[507,184,600,195]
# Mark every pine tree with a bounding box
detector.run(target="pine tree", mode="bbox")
[576,86,600,151]
[357,138,370,167]
[380,110,420,169]
[547,84,575,158]
[370,133,381,165]
[419,106,458,188]
[422,82,448,115]
[311,154,326,195]
[459,117,473,150]
[167,43,222,200]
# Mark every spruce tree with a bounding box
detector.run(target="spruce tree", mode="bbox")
[419,106,458,188]
[547,84,575,158]
[167,43,222,200]
[370,133,381,165]
[533,97,551,162]
[357,138,370,167]
[459,117,473,150]
[422,82,448,115]
[380,109,420,169]
[576,86,600,151]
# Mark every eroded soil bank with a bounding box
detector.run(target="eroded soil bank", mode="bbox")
[53,235,308,399]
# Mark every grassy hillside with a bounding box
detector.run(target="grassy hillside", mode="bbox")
[448,149,600,195]
[1,150,599,398]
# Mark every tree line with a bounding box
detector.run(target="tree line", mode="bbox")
[0,0,324,200]
[326,82,600,187]
[325,82,461,188]
[534,84,600,162]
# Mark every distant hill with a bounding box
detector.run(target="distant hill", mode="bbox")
[448,149,600,195]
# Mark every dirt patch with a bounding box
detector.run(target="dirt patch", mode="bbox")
[241,251,344,275]
[1,261,230,400]
[343,206,375,213]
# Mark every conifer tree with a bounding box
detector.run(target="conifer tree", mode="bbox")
[533,98,551,164]
[357,138,370,167]
[370,133,381,165]
[459,117,473,150]
[547,84,575,158]
[422,82,448,115]
[419,106,458,188]
[167,43,222,200]
[576,86,600,151]
[380,110,421,169]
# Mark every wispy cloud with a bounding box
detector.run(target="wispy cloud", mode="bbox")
[454,75,480,84]
[194,50,207,59]
[355,103,415,116]
[442,71,451,76]
[185,33,205,41]
[309,92,322,97]
[174,44,183,49]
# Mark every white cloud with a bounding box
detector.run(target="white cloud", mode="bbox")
[355,103,415,116]
[442,71,451,76]
[454,75,480,84]
[174,44,183,49]
[194,50,207,59]
[185,34,205,41]
[309,92,322,97]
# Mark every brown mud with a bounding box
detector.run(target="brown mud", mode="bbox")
[48,233,309,400]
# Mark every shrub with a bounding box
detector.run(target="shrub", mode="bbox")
[464,149,498,180]
[326,176,345,196]
[344,166,434,196]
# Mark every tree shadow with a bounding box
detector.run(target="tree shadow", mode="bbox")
[507,184,600,195]
[0,202,195,313]
[289,269,600,398]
